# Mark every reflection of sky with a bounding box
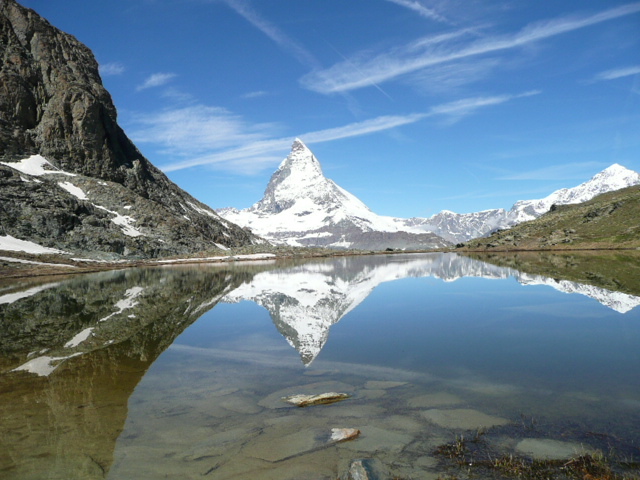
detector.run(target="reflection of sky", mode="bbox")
[319,275,640,394]
[182,263,640,396]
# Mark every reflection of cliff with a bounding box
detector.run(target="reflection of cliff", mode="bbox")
[224,253,640,366]
[0,266,255,480]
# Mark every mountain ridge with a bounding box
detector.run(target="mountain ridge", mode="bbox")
[0,0,261,259]
[218,139,639,248]
[395,163,640,243]
[460,184,640,251]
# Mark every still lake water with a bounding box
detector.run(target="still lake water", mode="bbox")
[1,252,639,479]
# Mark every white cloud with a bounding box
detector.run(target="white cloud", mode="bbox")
[300,3,640,94]
[130,105,279,156]
[99,62,125,76]
[382,0,449,23]
[220,0,319,69]
[593,65,640,81]
[302,114,428,143]
[159,113,426,173]
[427,90,540,123]
[407,58,501,94]
[136,72,177,91]
[242,90,268,99]
[156,91,532,173]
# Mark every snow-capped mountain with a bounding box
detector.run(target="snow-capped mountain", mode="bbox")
[217,139,449,250]
[223,253,640,365]
[218,139,639,248]
[395,163,640,243]
[508,163,640,223]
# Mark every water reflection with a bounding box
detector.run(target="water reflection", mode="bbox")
[0,265,256,480]
[0,253,639,479]
[223,253,640,365]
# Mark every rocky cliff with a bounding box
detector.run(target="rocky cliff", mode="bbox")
[0,0,261,259]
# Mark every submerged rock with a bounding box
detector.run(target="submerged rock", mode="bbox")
[516,438,594,460]
[421,408,510,430]
[282,392,350,407]
[330,428,360,443]
[348,458,386,480]
[241,426,360,463]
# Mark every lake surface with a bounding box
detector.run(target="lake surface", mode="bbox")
[1,252,639,479]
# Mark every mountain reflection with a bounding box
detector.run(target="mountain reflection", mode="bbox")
[0,265,254,480]
[223,253,640,365]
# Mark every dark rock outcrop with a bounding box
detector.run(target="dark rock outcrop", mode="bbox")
[0,0,261,258]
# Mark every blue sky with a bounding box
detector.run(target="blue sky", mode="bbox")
[20,0,640,217]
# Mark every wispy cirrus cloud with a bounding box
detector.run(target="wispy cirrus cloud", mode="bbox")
[592,65,640,82]
[153,91,533,173]
[99,62,125,76]
[220,0,319,69]
[136,72,177,91]
[130,105,277,156]
[427,90,540,123]
[300,3,640,94]
[159,113,425,173]
[242,90,269,99]
[382,0,449,23]
[407,58,501,94]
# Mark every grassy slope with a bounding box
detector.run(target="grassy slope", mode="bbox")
[460,185,640,251]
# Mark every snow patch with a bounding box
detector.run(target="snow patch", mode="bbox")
[0,235,66,254]
[58,181,88,200]
[94,205,144,237]
[64,327,94,348]
[1,155,75,177]
[187,201,219,219]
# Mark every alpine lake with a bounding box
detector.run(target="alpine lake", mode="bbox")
[1,251,639,480]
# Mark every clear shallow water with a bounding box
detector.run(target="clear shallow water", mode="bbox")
[1,253,639,479]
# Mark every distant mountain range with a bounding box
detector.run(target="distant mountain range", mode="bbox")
[0,0,260,259]
[397,163,640,243]
[219,139,640,248]
[462,183,640,250]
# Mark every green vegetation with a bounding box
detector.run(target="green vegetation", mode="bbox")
[433,435,640,480]
[459,185,640,251]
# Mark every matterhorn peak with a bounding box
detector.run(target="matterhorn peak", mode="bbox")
[291,137,311,153]
[279,138,321,172]
[250,139,330,214]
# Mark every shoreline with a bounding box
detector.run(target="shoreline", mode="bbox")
[2,245,640,281]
